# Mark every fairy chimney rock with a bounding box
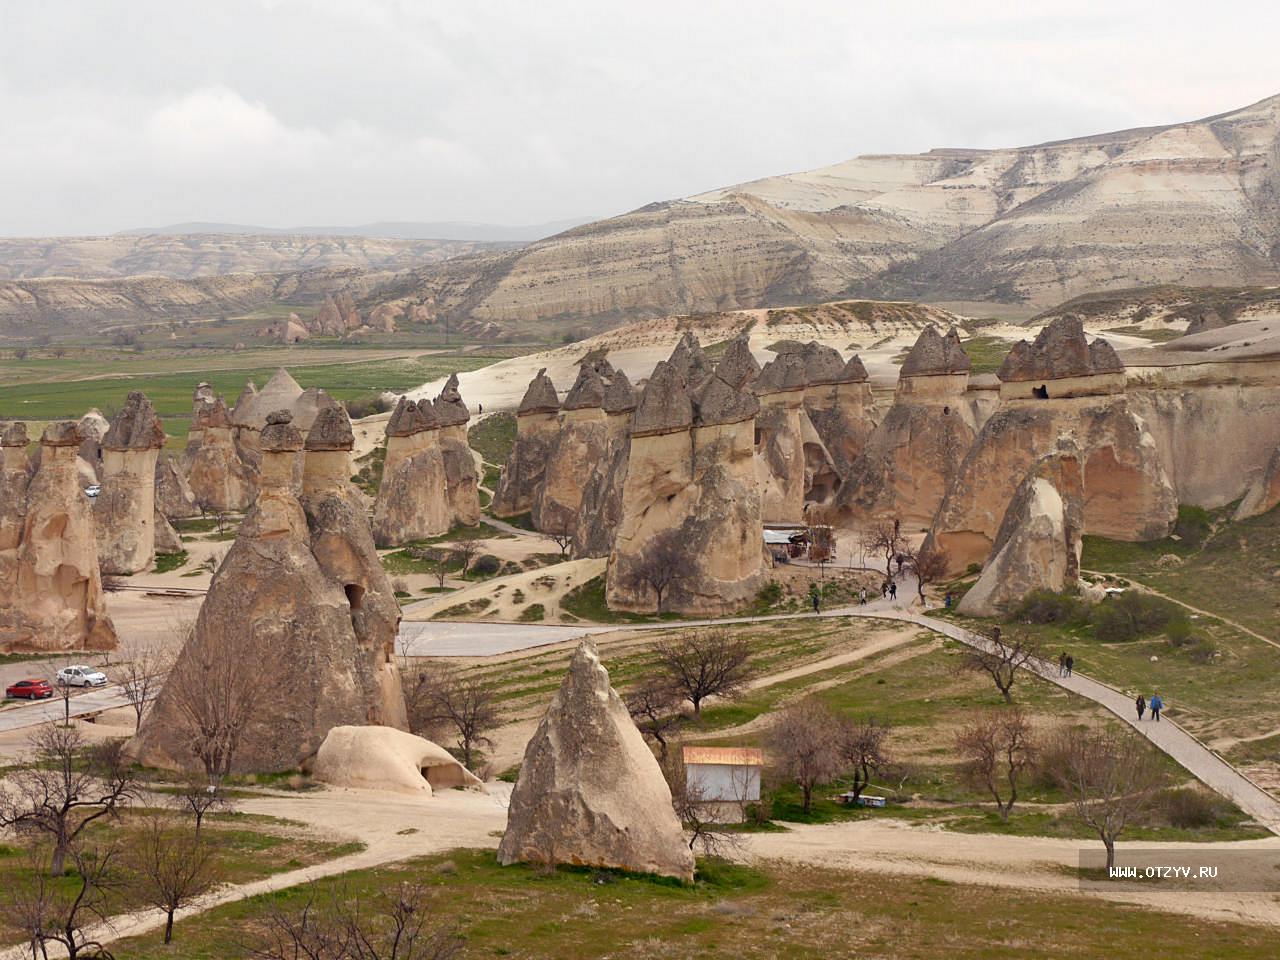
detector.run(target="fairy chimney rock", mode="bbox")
[602,370,637,415]
[997,316,1126,399]
[517,369,562,416]
[498,640,695,882]
[715,336,761,392]
[94,393,166,574]
[630,361,693,437]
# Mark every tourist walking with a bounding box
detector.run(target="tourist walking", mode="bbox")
[1135,693,1146,720]
[882,581,889,598]
[1150,691,1163,721]
[810,586,821,613]
[1063,654,1074,677]
[888,580,897,600]
[859,587,867,605]
[1058,652,1067,677]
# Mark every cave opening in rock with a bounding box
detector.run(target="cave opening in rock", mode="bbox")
[1033,384,1049,399]
[344,583,365,610]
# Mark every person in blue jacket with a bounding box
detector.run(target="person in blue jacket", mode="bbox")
[1149,691,1164,722]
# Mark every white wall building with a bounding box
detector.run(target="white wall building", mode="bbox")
[683,745,762,803]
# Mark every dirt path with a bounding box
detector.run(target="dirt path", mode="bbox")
[742,820,1280,927]
[0,786,510,959]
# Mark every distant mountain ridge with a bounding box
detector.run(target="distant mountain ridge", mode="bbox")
[359,92,1280,327]
[115,218,593,242]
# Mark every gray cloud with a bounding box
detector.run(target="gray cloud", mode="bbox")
[1,0,1276,235]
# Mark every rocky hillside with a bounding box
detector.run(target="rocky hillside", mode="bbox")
[0,234,513,281]
[367,92,1280,327]
[1034,285,1280,336]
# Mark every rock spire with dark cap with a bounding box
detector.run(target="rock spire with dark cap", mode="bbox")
[305,400,356,451]
[261,410,304,452]
[630,361,693,437]
[1,421,29,447]
[839,353,870,383]
[755,352,808,394]
[694,374,760,427]
[517,369,561,415]
[715,336,761,391]
[386,396,440,437]
[800,342,846,386]
[102,391,165,450]
[998,316,1126,382]
[602,370,637,414]
[433,373,470,427]
[667,332,712,388]
[900,325,971,377]
[561,365,606,411]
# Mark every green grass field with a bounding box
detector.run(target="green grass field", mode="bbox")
[104,848,1280,959]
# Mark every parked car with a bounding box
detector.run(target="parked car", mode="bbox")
[5,678,54,700]
[55,665,108,687]
[84,483,101,499]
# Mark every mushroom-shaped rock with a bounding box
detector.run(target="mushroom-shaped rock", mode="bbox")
[561,365,606,411]
[800,342,846,386]
[312,726,482,796]
[695,375,760,426]
[1,422,29,447]
[517,369,561,416]
[102,392,165,451]
[630,362,693,437]
[667,332,712,388]
[386,396,440,437]
[602,370,637,414]
[715,336,761,391]
[304,401,355,451]
[499,641,695,882]
[838,353,870,383]
[754,353,808,395]
[433,374,471,428]
[900,325,971,377]
[996,316,1126,395]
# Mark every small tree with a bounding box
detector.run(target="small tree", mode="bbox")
[421,549,451,589]
[403,666,500,769]
[1049,726,1166,869]
[541,524,574,560]
[128,812,222,945]
[170,775,233,838]
[451,531,482,580]
[838,718,891,803]
[767,698,841,814]
[1,842,119,960]
[625,529,696,612]
[867,519,905,579]
[653,630,756,719]
[961,626,1042,703]
[118,635,175,732]
[955,708,1036,821]
[251,883,463,960]
[164,623,277,789]
[904,543,950,603]
[625,677,684,764]
[0,724,134,875]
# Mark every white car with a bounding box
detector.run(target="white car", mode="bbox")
[84,484,101,499]
[56,665,107,687]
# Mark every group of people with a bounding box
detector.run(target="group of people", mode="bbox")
[1056,651,1074,677]
[1136,691,1165,722]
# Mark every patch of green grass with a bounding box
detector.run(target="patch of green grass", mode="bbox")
[152,551,188,573]
[1102,324,1184,342]
[518,603,546,623]
[468,412,517,466]
[559,575,661,624]
[351,443,386,497]
[958,334,1013,374]
[106,846,1280,959]
[432,598,492,619]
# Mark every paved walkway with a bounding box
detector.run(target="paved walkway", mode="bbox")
[0,686,132,733]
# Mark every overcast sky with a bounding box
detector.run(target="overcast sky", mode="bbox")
[1,0,1276,236]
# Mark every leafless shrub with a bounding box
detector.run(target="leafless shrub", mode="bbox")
[401,666,501,769]
[624,677,685,764]
[961,626,1042,703]
[118,634,175,732]
[766,698,841,814]
[0,841,119,960]
[653,630,756,719]
[955,707,1036,820]
[127,811,222,945]
[623,529,696,612]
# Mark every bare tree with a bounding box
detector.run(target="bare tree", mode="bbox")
[867,519,905,579]
[624,529,696,613]
[118,635,175,732]
[961,626,1042,704]
[955,708,1036,821]
[164,624,276,789]
[170,775,233,838]
[653,630,756,719]
[837,718,891,803]
[0,724,134,875]
[0,842,119,960]
[402,666,501,769]
[541,524,574,560]
[422,549,451,589]
[767,698,841,814]
[661,746,745,858]
[451,532,482,580]
[625,677,684,764]
[904,543,950,604]
[127,812,222,945]
[251,883,463,960]
[1049,726,1166,869]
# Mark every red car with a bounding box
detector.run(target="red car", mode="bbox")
[5,679,54,700]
